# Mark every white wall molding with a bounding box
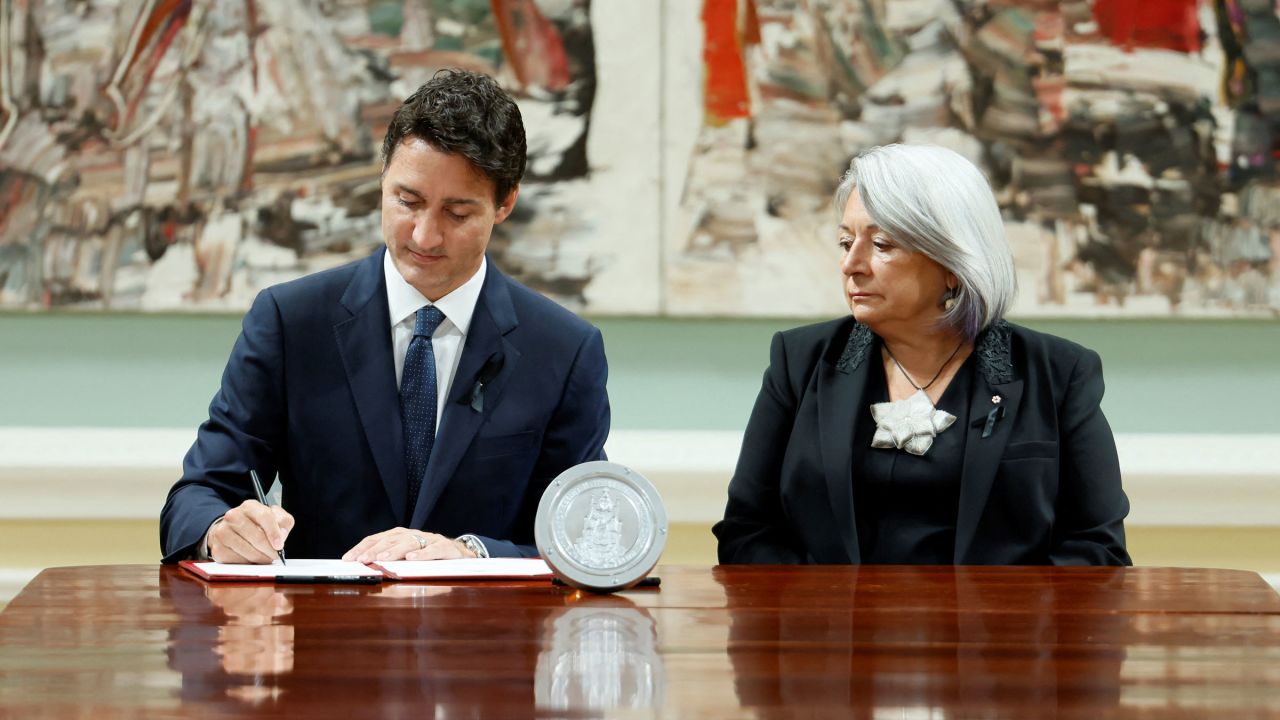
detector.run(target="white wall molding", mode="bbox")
[0,569,40,605]
[1,427,1278,526]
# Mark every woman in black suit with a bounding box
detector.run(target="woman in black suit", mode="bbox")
[714,144,1131,566]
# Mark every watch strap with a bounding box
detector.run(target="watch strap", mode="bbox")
[455,534,490,559]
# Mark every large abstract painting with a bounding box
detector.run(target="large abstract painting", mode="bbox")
[2,0,1278,318]
[0,0,660,313]
[668,0,1280,317]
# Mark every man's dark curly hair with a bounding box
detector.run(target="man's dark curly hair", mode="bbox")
[381,69,527,204]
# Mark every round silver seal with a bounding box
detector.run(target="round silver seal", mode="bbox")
[535,461,667,593]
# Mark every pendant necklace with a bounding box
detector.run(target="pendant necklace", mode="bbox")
[869,341,963,456]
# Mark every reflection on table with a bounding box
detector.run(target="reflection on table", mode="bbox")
[536,596,664,710]
[723,565,1130,716]
[1,565,1277,717]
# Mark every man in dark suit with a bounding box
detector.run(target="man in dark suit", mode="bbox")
[161,70,610,563]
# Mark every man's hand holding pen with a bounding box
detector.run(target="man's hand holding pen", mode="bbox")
[206,499,295,565]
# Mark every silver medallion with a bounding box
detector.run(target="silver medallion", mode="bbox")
[535,461,667,592]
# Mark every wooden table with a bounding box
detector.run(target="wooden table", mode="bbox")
[1,565,1278,717]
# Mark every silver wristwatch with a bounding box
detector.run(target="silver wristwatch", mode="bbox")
[455,534,489,559]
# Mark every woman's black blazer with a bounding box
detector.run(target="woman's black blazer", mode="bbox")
[714,318,1132,566]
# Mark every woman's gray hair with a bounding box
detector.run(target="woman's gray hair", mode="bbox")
[834,144,1016,341]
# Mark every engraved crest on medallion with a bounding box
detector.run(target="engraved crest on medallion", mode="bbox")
[572,489,627,567]
[552,478,651,571]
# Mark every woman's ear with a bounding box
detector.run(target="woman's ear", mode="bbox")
[941,274,960,311]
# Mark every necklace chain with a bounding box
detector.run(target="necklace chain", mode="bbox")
[883,341,963,392]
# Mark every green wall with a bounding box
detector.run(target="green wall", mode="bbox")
[1,313,1277,433]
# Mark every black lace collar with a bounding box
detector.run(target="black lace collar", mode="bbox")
[836,320,1013,385]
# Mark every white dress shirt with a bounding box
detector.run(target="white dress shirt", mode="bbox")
[384,251,487,431]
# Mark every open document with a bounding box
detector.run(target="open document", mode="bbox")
[180,557,553,583]
[180,559,385,582]
[372,558,552,580]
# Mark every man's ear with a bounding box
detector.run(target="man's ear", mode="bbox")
[493,185,520,224]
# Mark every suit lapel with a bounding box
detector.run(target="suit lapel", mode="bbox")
[955,322,1020,562]
[817,323,873,563]
[333,249,408,523]
[409,262,520,528]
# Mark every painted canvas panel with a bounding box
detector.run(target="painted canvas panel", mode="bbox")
[667,0,1280,317]
[6,0,1280,318]
[0,0,660,313]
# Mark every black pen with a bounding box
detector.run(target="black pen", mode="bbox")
[276,575,381,585]
[551,576,661,588]
[249,469,288,566]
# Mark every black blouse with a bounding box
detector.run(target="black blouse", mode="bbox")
[853,353,974,564]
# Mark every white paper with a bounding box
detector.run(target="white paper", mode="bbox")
[193,559,383,578]
[377,558,552,578]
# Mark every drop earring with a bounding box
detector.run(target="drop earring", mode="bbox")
[941,286,958,311]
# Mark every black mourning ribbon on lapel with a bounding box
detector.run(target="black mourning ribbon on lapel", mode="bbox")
[971,405,1006,439]
[457,352,504,413]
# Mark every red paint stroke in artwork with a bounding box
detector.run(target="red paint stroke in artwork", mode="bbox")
[1031,10,1066,126]
[1033,10,1064,47]
[121,0,188,78]
[1093,0,1200,53]
[162,213,179,242]
[1033,75,1066,129]
[242,0,258,193]
[742,0,761,46]
[241,125,257,194]
[491,0,570,93]
[703,0,759,124]
[116,0,194,128]
[0,177,26,237]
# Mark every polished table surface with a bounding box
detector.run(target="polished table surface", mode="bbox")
[2,565,1279,718]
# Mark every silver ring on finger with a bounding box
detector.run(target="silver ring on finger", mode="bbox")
[410,533,427,550]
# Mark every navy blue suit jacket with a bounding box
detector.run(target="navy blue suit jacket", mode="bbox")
[161,248,610,561]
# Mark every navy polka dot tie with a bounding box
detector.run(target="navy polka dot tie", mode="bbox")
[401,305,446,520]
